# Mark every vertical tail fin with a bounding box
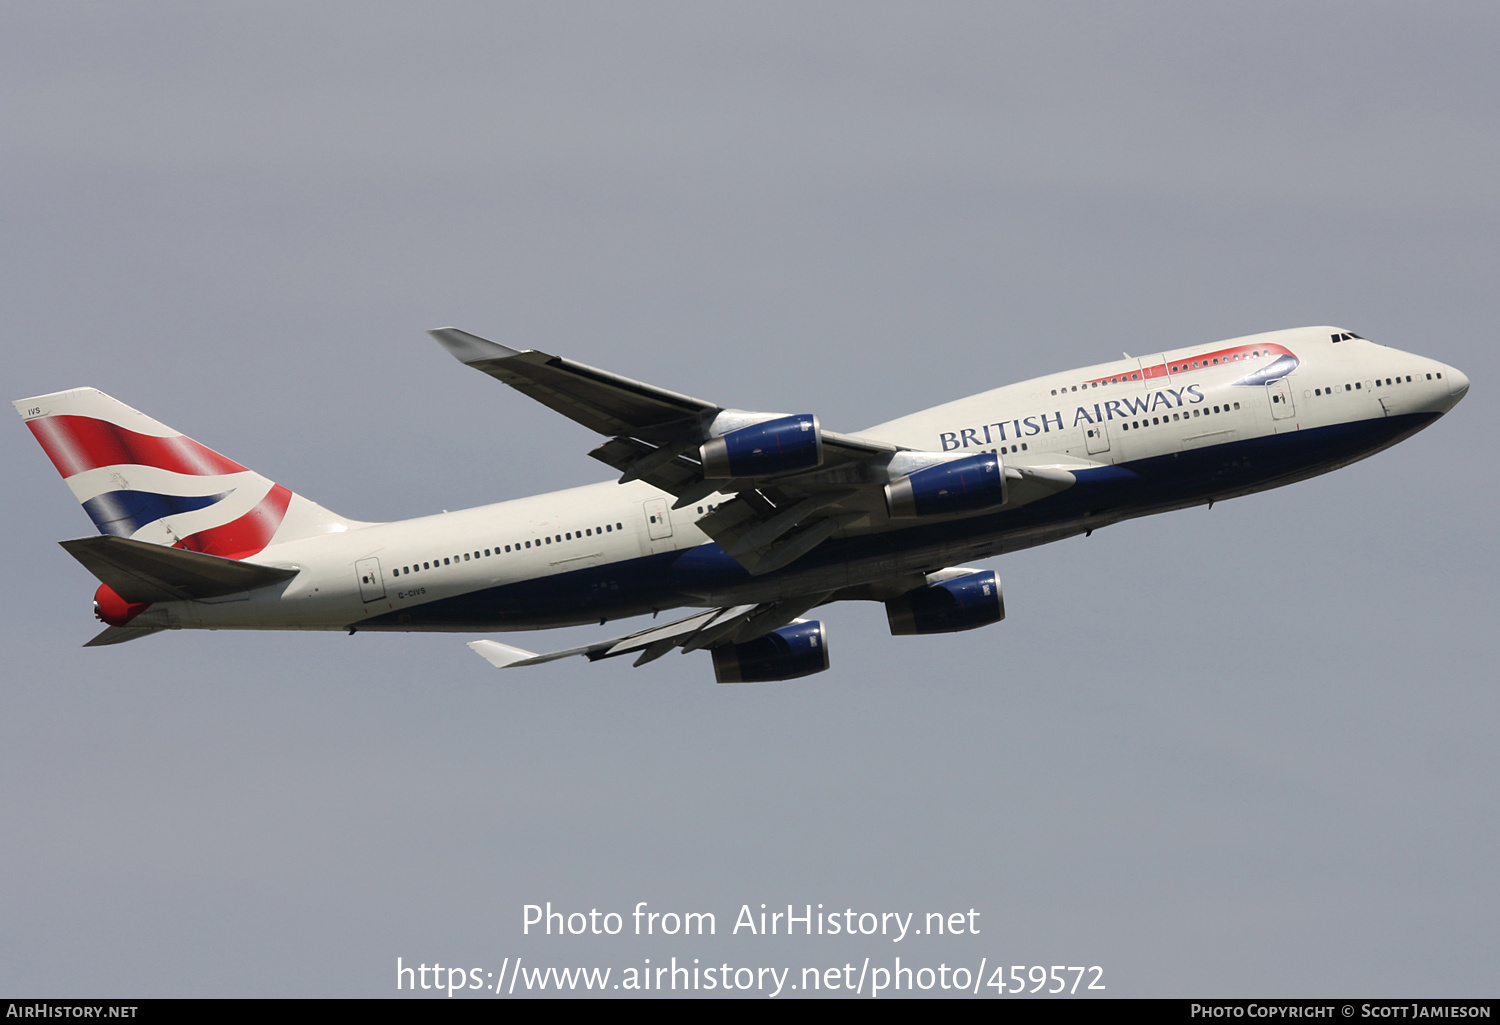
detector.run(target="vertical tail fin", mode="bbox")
[15,387,364,559]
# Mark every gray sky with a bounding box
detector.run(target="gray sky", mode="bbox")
[2,1,1495,997]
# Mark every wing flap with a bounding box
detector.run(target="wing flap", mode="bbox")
[587,437,705,492]
[734,514,860,576]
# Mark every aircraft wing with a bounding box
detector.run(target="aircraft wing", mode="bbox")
[431,328,915,572]
[431,327,895,458]
[432,327,1071,576]
[467,592,833,670]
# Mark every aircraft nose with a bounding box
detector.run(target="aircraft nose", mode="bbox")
[1447,365,1470,404]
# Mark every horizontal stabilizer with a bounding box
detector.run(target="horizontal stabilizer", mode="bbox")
[59,535,299,603]
[84,624,167,647]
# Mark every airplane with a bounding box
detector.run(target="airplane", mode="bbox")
[14,325,1469,682]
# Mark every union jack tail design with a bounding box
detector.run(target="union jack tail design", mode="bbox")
[14,387,358,560]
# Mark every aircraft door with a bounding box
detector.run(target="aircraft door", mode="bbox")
[1267,379,1295,420]
[644,498,673,540]
[356,557,385,602]
[1084,421,1111,455]
[1137,354,1169,388]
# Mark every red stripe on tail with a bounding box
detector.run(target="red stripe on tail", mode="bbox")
[27,415,247,479]
[173,485,293,560]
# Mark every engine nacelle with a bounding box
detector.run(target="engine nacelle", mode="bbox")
[711,620,830,683]
[886,571,1004,635]
[700,413,823,479]
[884,453,1005,519]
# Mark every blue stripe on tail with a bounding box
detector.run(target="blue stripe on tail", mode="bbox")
[81,490,233,537]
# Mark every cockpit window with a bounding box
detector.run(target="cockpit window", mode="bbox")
[1331,331,1366,343]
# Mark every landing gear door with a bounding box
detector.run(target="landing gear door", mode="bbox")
[1267,379,1296,420]
[644,498,673,540]
[356,557,385,602]
[1084,422,1111,455]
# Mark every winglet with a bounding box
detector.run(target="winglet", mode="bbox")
[467,639,541,668]
[429,328,523,364]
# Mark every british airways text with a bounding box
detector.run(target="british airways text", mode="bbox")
[939,385,1206,450]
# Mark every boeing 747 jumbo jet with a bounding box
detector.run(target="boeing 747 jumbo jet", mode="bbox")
[16,326,1468,682]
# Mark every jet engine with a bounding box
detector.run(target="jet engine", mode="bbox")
[699,413,823,479]
[885,570,1004,635]
[884,453,1005,518]
[711,620,830,683]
